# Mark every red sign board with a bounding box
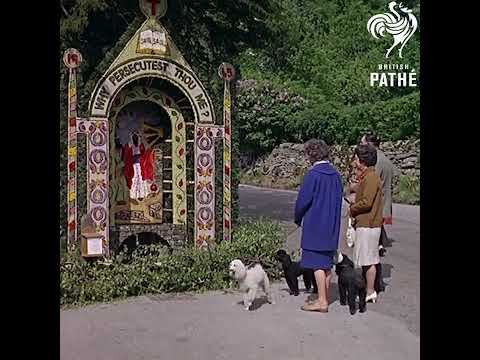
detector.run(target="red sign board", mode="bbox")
[63,48,83,69]
[218,63,236,81]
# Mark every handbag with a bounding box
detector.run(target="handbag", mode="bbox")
[346,217,356,248]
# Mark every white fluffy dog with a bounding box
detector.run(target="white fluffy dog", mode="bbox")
[229,259,275,310]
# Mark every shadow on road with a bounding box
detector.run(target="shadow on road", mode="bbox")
[381,263,394,279]
[237,296,273,311]
[384,237,396,248]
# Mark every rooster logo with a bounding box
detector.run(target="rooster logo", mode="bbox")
[367,2,418,58]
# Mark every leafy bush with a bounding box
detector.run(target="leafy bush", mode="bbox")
[235,0,420,156]
[60,219,284,306]
[236,78,420,156]
[392,175,420,205]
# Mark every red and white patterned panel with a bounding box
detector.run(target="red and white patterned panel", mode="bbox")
[77,118,110,257]
[194,126,215,247]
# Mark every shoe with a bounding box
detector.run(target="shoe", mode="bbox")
[366,291,377,303]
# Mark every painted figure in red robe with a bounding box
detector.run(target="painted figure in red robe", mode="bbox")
[122,132,155,200]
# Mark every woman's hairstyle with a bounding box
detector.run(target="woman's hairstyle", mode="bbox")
[354,144,377,167]
[363,133,381,147]
[304,139,329,162]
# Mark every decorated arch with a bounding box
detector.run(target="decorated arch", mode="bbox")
[63,0,235,258]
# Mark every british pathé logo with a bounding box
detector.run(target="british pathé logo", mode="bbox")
[368,2,418,87]
[370,63,416,87]
[367,2,418,59]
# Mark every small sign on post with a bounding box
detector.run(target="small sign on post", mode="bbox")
[80,214,105,258]
[218,63,236,82]
[63,48,82,69]
[81,235,104,257]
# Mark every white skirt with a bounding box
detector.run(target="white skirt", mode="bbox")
[353,227,381,268]
[130,163,149,199]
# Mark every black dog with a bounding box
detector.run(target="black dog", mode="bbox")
[275,250,317,296]
[335,253,367,315]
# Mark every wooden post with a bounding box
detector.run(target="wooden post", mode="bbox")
[218,63,236,242]
[63,49,82,252]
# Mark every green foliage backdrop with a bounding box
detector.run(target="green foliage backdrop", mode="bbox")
[236,0,420,155]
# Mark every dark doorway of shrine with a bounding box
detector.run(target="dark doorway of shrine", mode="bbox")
[117,232,172,258]
[109,77,196,250]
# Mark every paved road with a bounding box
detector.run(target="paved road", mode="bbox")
[61,185,420,360]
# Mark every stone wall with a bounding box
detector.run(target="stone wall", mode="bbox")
[242,139,420,190]
[110,223,187,253]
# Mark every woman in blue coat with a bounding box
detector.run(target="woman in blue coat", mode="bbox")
[295,139,343,313]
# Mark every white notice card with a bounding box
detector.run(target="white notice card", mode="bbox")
[87,238,103,255]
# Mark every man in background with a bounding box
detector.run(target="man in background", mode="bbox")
[360,133,395,256]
